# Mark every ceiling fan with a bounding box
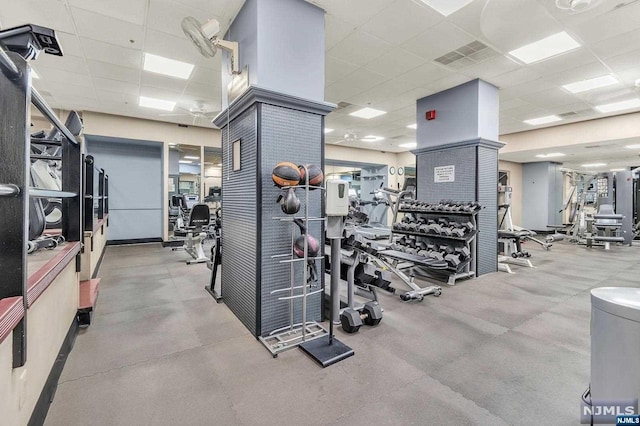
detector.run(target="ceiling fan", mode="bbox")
[331,129,358,145]
[160,101,219,125]
[555,0,606,13]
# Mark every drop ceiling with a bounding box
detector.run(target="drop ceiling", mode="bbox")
[1,0,640,153]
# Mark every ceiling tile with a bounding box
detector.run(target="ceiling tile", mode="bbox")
[591,28,640,60]
[326,55,361,85]
[71,7,146,49]
[183,81,221,100]
[92,77,139,95]
[396,62,451,88]
[543,61,611,86]
[36,67,93,88]
[86,59,141,84]
[361,48,426,79]
[313,0,395,27]
[31,54,88,74]
[360,0,443,46]
[141,72,190,94]
[327,30,393,66]
[56,31,84,57]
[462,56,521,81]
[95,89,138,105]
[67,0,147,26]
[324,15,356,50]
[188,66,221,86]
[527,48,598,76]
[604,48,640,73]
[401,21,476,61]
[143,29,202,65]
[491,68,542,89]
[568,1,640,45]
[520,88,581,108]
[81,39,142,70]
[0,1,76,33]
[147,0,215,39]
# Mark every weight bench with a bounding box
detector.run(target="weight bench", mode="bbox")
[172,203,210,264]
[374,249,444,301]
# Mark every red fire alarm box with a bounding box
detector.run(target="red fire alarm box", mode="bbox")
[426,110,436,120]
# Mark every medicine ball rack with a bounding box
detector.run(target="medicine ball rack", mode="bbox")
[258,166,329,358]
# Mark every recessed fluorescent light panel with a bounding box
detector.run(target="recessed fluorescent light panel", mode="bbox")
[595,99,640,113]
[143,53,194,79]
[535,153,565,158]
[417,0,473,16]
[508,31,580,64]
[179,160,192,164]
[139,96,176,111]
[523,115,562,125]
[406,124,417,129]
[562,75,618,93]
[184,156,199,160]
[324,128,334,134]
[399,142,417,148]
[349,107,387,119]
[361,135,384,142]
[581,163,606,167]
[625,144,640,149]
[610,168,626,172]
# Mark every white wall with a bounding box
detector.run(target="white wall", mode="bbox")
[0,262,78,425]
[500,111,640,153]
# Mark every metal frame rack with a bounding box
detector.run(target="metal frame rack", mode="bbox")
[83,155,109,233]
[0,46,82,367]
[258,167,328,357]
[392,201,478,286]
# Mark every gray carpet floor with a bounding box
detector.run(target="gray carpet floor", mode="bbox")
[44,240,640,425]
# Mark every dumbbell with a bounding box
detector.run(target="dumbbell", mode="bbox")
[340,302,383,333]
[428,251,445,261]
[450,226,466,237]
[455,246,471,260]
[416,241,428,251]
[440,245,454,255]
[440,226,454,237]
[445,253,462,268]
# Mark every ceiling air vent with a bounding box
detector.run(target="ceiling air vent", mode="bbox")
[334,101,353,112]
[584,145,602,149]
[434,41,500,70]
[559,108,594,119]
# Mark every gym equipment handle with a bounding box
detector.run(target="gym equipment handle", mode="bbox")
[29,188,77,198]
[0,184,20,197]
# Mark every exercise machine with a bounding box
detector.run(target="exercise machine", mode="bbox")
[171,203,211,264]
[585,204,625,250]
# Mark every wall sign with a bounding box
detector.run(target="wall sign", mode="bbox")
[233,140,241,171]
[434,165,455,183]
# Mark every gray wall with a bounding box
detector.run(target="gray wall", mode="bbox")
[416,143,498,276]
[259,103,323,335]
[416,79,499,149]
[86,136,163,241]
[522,162,563,230]
[222,0,325,108]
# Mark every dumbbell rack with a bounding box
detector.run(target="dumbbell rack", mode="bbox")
[392,203,478,286]
[258,168,328,358]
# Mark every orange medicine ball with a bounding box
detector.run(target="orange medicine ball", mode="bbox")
[272,162,301,188]
[298,164,324,188]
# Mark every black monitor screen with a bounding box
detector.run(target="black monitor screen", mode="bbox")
[403,177,417,191]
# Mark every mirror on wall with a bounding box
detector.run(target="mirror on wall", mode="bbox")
[168,144,202,235]
[325,160,388,225]
[203,146,222,211]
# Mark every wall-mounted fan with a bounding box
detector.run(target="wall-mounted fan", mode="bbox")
[161,101,219,125]
[182,16,240,74]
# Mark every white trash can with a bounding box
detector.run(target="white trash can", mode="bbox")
[591,287,640,403]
